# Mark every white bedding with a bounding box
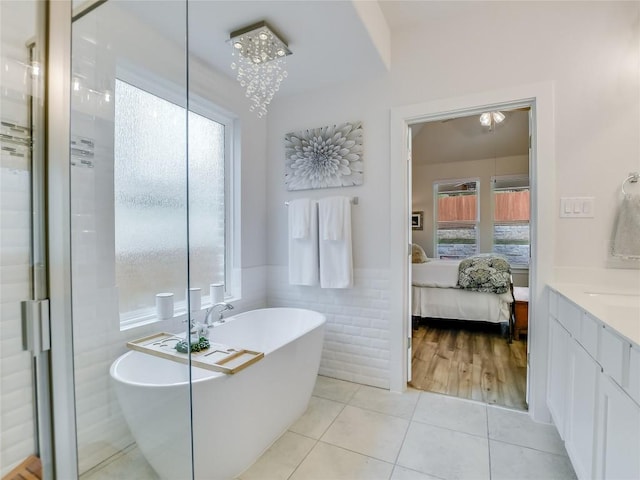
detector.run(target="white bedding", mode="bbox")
[411,260,461,288]
[411,260,512,323]
[412,286,512,323]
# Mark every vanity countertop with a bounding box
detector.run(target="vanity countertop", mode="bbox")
[549,282,640,347]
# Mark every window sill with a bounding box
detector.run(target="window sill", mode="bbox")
[119,296,237,332]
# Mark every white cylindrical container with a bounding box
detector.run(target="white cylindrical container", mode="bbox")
[155,293,174,320]
[188,287,202,312]
[210,283,224,304]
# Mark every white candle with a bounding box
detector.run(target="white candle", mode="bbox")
[188,287,201,312]
[210,283,224,304]
[155,293,174,320]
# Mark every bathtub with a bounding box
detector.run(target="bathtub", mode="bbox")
[110,307,325,480]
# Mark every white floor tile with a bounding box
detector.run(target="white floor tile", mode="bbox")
[350,385,420,419]
[289,396,345,439]
[490,440,577,480]
[487,406,567,455]
[81,446,158,480]
[289,441,393,480]
[81,378,580,480]
[412,392,488,437]
[397,422,490,480]
[390,465,443,480]
[321,405,410,463]
[237,431,316,480]
[312,375,360,403]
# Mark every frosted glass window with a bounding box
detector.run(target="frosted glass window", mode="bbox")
[114,80,227,322]
[188,112,225,292]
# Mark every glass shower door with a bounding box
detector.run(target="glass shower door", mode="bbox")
[70,1,193,478]
[0,1,50,477]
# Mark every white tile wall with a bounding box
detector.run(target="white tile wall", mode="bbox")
[0,166,35,477]
[1,29,37,474]
[267,266,391,389]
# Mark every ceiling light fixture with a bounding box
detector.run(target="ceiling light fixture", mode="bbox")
[479,111,505,130]
[229,21,292,118]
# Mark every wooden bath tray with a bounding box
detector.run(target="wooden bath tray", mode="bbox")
[126,332,264,375]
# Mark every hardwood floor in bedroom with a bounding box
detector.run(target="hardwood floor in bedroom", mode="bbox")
[410,320,528,410]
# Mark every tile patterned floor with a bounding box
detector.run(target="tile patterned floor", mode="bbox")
[84,376,576,480]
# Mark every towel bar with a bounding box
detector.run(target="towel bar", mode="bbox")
[622,172,639,195]
[285,196,358,206]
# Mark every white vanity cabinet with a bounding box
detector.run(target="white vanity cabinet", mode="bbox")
[547,314,570,437]
[547,288,640,480]
[595,373,640,479]
[565,337,599,479]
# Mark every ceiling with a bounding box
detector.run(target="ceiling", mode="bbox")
[117,0,390,97]
[73,1,528,160]
[411,109,530,165]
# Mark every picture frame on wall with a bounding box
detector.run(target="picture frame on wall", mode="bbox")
[412,211,423,230]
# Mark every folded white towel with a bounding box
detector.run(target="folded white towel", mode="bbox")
[319,197,353,288]
[289,198,311,239]
[611,193,640,259]
[289,200,319,285]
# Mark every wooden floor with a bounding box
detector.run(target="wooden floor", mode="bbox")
[409,319,528,411]
[3,455,42,480]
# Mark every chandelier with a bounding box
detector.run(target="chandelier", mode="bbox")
[229,21,292,118]
[479,111,505,130]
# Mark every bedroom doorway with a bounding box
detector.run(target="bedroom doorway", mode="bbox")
[408,107,531,411]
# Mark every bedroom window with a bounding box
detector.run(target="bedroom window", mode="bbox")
[114,79,232,328]
[434,180,479,259]
[492,175,530,267]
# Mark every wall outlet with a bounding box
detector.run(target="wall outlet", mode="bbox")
[560,197,595,218]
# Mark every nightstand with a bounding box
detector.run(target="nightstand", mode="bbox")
[513,287,529,340]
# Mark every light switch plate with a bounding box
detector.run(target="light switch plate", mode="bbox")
[560,197,595,218]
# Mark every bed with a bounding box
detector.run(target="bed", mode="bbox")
[411,254,514,325]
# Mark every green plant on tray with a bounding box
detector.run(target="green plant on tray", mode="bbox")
[175,337,210,353]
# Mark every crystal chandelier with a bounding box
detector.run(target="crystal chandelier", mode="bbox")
[229,21,291,118]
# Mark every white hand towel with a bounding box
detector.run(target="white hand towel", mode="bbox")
[611,193,640,259]
[289,200,319,285]
[289,198,312,239]
[319,197,353,288]
[320,197,344,241]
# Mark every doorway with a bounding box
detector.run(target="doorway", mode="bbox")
[408,108,531,410]
[389,85,556,422]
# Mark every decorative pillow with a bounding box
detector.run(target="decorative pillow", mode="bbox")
[412,243,429,263]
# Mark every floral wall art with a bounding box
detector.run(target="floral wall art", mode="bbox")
[284,122,363,191]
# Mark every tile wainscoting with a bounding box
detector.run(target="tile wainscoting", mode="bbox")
[267,267,391,389]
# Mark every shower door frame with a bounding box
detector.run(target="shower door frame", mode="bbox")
[46,1,79,478]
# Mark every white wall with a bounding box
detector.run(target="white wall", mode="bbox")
[266,76,393,387]
[265,1,639,394]
[391,1,640,270]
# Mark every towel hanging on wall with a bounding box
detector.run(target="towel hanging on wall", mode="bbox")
[611,193,640,259]
[318,196,353,288]
[288,199,319,285]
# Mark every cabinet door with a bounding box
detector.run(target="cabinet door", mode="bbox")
[548,316,570,438]
[565,339,599,480]
[595,374,640,480]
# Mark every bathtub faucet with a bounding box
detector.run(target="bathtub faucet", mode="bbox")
[203,302,234,326]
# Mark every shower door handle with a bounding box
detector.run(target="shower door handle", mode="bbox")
[21,299,51,354]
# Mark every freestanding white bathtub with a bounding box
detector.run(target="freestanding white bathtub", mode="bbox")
[110,307,326,480]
